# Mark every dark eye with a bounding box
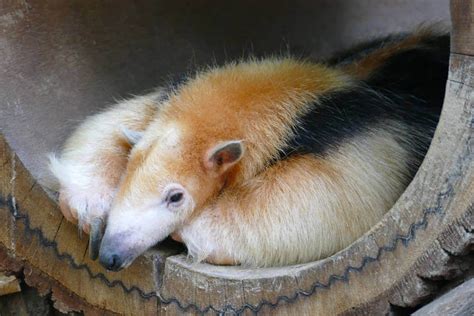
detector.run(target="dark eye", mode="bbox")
[168,192,183,204]
[164,186,186,208]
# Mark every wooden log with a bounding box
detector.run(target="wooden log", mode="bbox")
[0,0,471,315]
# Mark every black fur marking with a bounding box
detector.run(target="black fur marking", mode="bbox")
[367,35,450,107]
[282,35,449,178]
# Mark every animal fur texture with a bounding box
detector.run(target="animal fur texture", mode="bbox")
[50,30,449,270]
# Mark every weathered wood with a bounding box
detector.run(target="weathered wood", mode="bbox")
[412,278,474,315]
[451,0,474,56]
[0,281,61,316]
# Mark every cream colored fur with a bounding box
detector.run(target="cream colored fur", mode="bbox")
[178,125,414,267]
[49,89,165,228]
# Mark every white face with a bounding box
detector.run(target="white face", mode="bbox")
[98,182,194,271]
[98,121,244,271]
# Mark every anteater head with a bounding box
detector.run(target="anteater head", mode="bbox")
[99,103,245,271]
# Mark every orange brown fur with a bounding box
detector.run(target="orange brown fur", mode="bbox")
[49,90,166,231]
[118,59,350,209]
[208,154,340,220]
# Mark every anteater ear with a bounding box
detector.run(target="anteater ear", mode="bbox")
[121,127,144,145]
[205,140,244,175]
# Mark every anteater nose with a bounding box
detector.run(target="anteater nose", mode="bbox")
[99,253,123,271]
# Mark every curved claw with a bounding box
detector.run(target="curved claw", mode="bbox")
[89,218,105,260]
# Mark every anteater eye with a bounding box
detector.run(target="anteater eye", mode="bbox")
[163,185,186,208]
[169,192,183,203]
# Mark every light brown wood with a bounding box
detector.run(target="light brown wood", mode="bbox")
[0,0,472,315]
[0,273,21,296]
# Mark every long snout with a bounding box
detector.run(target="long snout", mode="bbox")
[99,217,179,271]
[98,203,182,271]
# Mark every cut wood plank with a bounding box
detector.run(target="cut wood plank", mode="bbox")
[0,273,21,296]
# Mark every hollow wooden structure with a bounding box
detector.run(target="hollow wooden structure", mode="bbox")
[0,1,472,314]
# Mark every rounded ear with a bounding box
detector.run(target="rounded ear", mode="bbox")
[204,140,244,175]
[121,127,144,145]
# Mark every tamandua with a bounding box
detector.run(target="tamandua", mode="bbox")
[50,30,449,270]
